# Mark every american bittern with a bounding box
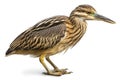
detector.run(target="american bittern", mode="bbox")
[6,4,115,76]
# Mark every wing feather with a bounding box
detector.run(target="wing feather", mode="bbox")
[8,16,69,52]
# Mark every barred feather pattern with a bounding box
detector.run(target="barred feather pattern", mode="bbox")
[59,16,87,49]
[8,16,70,51]
[6,15,87,56]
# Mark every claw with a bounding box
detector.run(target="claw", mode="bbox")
[54,68,72,75]
[66,71,73,74]
[43,72,62,76]
[43,68,72,76]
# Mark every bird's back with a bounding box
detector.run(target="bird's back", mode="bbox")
[6,16,72,56]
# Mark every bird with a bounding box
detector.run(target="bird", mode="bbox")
[6,4,115,76]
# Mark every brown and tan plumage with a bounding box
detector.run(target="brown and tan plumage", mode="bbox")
[6,5,115,76]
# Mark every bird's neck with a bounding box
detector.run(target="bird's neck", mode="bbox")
[67,16,87,46]
[69,16,87,29]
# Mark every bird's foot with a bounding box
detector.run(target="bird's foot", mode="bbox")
[54,68,72,74]
[44,68,72,76]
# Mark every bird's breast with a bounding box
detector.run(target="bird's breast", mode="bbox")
[61,21,87,48]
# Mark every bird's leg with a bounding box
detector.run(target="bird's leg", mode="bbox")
[39,55,64,76]
[46,57,72,75]
[39,55,50,73]
[46,57,58,69]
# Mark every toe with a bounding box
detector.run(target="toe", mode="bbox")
[43,71,62,76]
[65,71,73,74]
[54,68,72,75]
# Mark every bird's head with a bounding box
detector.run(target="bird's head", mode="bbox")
[71,4,115,24]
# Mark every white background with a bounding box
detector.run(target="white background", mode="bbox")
[0,0,119,80]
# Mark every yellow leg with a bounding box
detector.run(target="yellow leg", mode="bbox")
[46,57,72,75]
[39,55,50,73]
[39,55,64,76]
[46,57,58,69]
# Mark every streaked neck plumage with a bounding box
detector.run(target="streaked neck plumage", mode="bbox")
[68,15,87,46]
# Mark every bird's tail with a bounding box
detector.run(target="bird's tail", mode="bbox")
[5,48,14,56]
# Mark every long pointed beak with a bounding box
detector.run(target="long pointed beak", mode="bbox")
[94,14,115,24]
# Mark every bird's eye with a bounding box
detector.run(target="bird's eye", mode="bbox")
[88,12,95,16]
[87,12,91,14]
